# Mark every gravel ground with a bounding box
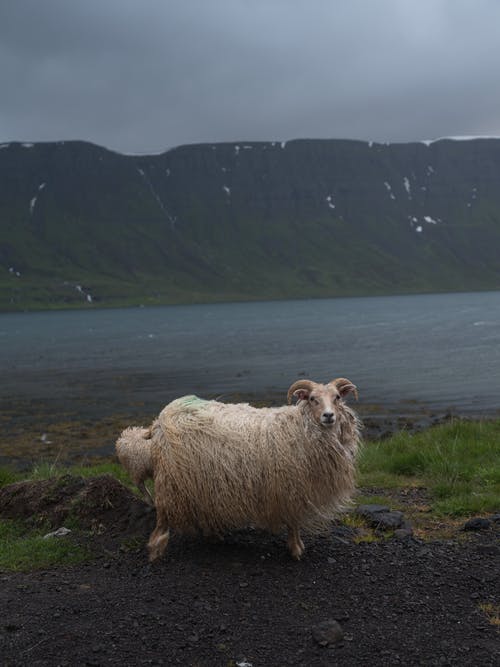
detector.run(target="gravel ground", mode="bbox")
[0,477,498,666]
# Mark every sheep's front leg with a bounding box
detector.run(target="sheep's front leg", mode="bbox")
[287,526,305,560]
[148,508,170,562]
[138,481,154,506]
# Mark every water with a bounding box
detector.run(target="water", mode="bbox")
[1,291,500,417]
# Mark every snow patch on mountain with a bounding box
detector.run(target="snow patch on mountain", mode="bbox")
[384,182,396,200]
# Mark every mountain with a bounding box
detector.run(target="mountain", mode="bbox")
[1,137,500,310]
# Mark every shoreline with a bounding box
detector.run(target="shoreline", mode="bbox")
[2,390,498,469]
[2,287,500,315]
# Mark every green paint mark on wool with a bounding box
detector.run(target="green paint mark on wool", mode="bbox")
[178,395,209,409]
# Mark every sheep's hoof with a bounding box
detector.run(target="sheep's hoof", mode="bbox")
[290,546,304,560]
[288,538,305,561]
[147,530,170,562]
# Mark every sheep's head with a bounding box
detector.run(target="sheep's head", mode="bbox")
[287,378,358,426]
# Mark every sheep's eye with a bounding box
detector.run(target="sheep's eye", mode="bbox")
[310,396,318,404]
[334,395,341,402]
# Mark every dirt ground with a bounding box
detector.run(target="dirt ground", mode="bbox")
[0,476,499,666]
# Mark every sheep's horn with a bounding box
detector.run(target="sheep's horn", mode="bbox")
[331,378,358,400]
[287,379,316,404]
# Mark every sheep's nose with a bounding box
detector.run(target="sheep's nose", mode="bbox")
[322,412,335,423]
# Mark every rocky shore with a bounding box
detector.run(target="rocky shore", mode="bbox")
[1,390,469,469]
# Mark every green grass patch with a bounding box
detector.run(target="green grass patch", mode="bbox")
[29,460,129,484]
[0,466,21,489]
[359,419,500,516]
[0,519,90,572]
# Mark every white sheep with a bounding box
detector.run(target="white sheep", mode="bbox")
[147,378,361,561]
[115,426,154,505]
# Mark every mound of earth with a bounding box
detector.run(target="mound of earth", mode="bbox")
[0,474,155,540]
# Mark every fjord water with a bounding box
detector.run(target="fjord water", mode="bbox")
[1,291,500,416]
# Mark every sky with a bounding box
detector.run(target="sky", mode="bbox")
[1,0,500,154]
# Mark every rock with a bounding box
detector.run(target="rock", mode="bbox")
[332,525,357,538]
[394,527,414,540]
[43,527,72,539]
[311,619,344,646]
[489,513,500,523]
[357,504,390,516]
[357,504,405,530]
[462,518,491,531]
[374,511,405,530]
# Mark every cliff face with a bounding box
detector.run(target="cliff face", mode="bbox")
[1,137,499,309]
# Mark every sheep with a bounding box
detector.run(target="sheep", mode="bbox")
[146,378,361,562]
[115,426,154,505]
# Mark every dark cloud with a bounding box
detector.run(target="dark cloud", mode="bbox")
[1,0,500,152]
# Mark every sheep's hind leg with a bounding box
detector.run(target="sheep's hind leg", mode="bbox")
[148,509,170,562]
[287,526,305,560]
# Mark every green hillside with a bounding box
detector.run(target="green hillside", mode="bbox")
[1,137,500,310]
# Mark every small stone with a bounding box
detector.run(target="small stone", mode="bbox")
[327,557,337,564]
[43,527,72,539]
[462,518,491,531]
[312,619,344,646]
[331,609,350,621]
[490,513,500,523]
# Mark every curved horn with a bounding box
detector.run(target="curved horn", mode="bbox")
[287,379,316,404]
[331,377,358,400]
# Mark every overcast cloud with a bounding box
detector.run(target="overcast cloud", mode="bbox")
[1,0,500,153]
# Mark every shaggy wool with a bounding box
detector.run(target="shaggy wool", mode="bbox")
[115,426,154,504]
[149,394,361,537]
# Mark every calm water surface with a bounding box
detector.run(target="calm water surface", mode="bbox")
[1,291,500,416]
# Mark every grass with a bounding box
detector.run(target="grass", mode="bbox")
[29,460,130,484]
[478,602,500,628]
[359,419,500,516]
[0,466,20,488]
[0,519,89,572]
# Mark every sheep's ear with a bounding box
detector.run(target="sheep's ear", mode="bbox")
[332,378,358,400]
[293,388,310,402]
